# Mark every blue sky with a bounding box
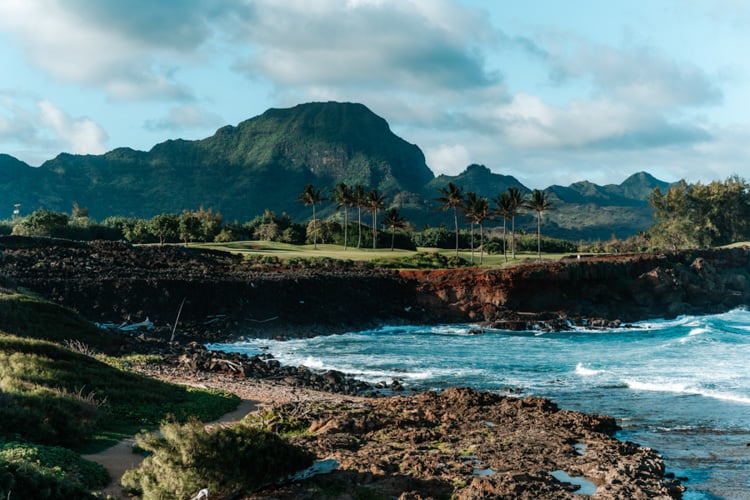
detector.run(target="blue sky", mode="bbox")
[0,0,748,188]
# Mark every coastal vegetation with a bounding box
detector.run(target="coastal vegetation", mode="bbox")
[121,418,314,499]
[648,176,750,249]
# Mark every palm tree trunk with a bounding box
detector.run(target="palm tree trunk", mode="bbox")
[453,207,459,257]
[357,205,362,248]
[312,203,317,250]
[536,212,541,260]
[391,226,395,251]
[502,218,507,263]
[470,222,475,264]
[372,209,378,249]
[343,207,348,250]
[479,222,484,266]
[511,216,516,259]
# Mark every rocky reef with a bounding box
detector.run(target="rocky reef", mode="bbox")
[251,387,683,499]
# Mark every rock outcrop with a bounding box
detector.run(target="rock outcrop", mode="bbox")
[245,387,684,499]
[402,249,750,329]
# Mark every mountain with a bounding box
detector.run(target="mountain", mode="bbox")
[0,102,672,240]
[616,171,671,200]
[426,164,528,197]
[12,102,433,221]
[543,172,668,241]
[423,166,667,240]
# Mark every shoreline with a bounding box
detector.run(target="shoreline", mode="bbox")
[123,338,686,499]
[130,362,686,499]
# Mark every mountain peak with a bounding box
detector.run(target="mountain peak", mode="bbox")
[619,171,670,199]
[427,164,527,197]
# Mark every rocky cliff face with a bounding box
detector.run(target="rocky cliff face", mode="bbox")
[0,237,748,338]
[402,249,750,329]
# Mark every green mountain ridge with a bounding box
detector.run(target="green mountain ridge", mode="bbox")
[1,101,670,240]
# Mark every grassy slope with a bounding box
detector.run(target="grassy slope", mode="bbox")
[0,292,239,449]
[0,291,240,496]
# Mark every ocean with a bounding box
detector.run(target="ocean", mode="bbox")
[208,308,750,500]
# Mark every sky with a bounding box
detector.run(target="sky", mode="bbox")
[0,0,748,188]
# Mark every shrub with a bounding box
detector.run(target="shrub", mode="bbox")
[515,234,578,253]
[0,441,109,499]
[372,252,470,269]
[412,227,473,249]
[122,418,315,499]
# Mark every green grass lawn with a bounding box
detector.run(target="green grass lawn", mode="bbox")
[193,240,572,268]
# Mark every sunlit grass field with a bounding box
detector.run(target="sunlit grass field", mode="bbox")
[192,240,573,268]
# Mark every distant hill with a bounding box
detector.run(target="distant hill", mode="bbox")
[0,102,672,240]
[541,172,671,240]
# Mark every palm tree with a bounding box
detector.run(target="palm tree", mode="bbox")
[382,207,406,251]
[298,184,323,249]
[463,191,479,264]
[494,192,513,262]
[464,193,490,265]
[507,187,524,260]
[436,182,464,256]
[366,189,386,249]
[525,189,553,260]
[333,182,353,250]
[353,184,366,249]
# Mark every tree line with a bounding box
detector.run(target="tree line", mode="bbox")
[6,175,745,256]
[1,180,561,259]
[647,175,750,249]
[298,181,556,262]
[435,182,554,263]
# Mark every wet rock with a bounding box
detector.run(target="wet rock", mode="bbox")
[242,387,682,499]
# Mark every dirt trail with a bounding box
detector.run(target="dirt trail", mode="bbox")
[83,399,258,499]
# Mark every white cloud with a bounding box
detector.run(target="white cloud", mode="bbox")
[144,104,224,131]
[424,144,472,176]
[0,93,108,164]
[549,42,722,109]
[38,101,108,155]
[235,0,500,93]
[0,0,233,99]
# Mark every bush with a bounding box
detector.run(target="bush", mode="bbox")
[122,418,315,499]
[0,441,108,499]
[515,234,578,253]
[372,252,470,269]
[412,227,472,249]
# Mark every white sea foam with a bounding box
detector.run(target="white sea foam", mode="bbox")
[624,379,750,405]
[678,327,711,343]
[697,389,750,405]
[575,363,604,376]
[625,379,690,393]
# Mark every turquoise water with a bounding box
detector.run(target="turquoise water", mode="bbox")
[209,308,750,499]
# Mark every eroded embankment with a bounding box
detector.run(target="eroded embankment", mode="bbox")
[0,236,749,338]
[402,248,750,329]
